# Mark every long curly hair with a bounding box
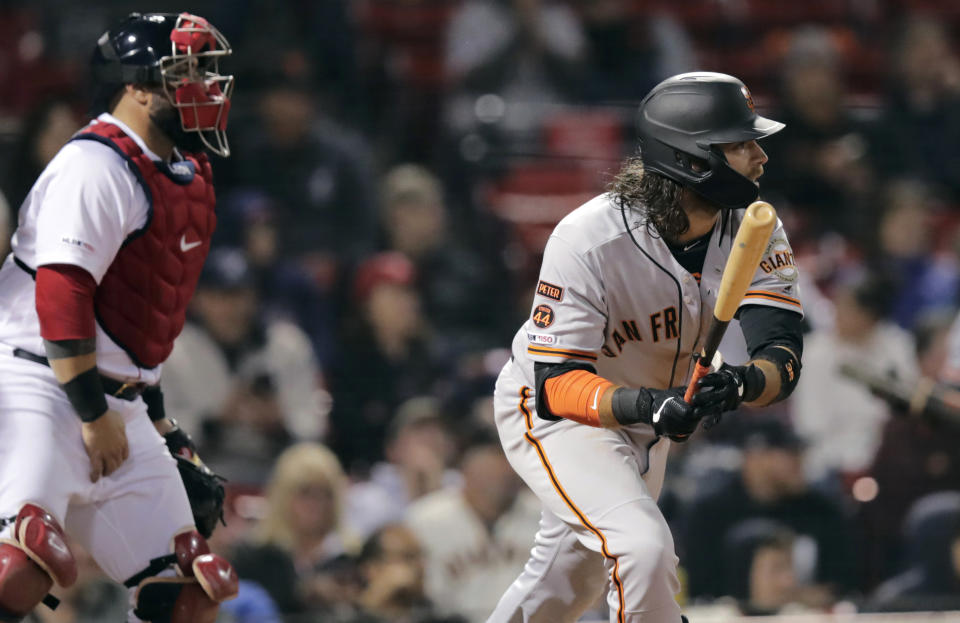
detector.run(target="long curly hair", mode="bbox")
[609,157,688,241]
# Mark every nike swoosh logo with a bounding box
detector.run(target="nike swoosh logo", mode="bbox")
[591,387,601,411]
[180,235,202,252]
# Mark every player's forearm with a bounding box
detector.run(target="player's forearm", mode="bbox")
[46,348,97,383]
[744,344,801,407]
[542,369,619,427]
[36,264,108,421]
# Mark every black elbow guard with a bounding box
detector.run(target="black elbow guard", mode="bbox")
[756,345,801,402]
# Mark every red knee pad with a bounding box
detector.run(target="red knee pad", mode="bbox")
[0,542,53,619]
[14,504,77,588]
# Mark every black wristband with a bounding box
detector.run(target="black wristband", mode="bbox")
[61,367,109,422]
[142,385,166,422]
[611,387,652,426]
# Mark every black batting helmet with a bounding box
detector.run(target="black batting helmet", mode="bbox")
[636,72,784,210]
[91,12,234,157]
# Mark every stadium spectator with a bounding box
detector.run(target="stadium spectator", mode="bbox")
[761,25,874,241]
[872,179,959,329]
[443,0,586,159]
[329,252,449,474]
[347,396,461,539]
[379,164,513,351]
[405,427,540,623]
[573,0,696,104]
[340,523,467,623]
[681,417,855,602]
[856,310,960,589]
[721,519,805,616]
[866,491,960,612]
[231,443,361,619]
[790,271,916,481]
[225,69,378,274]
[162,248,326,483]
[3,97,82,215]
[868,15,960,201]
[215,189,340,367]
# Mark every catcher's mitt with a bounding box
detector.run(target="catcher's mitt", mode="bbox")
[164,424,226,539]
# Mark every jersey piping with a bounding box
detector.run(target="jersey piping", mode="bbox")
[620,206,684,387]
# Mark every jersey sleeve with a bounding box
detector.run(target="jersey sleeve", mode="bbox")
[32,142,147,284]
[524,234,607,364]
[738,219,803,316]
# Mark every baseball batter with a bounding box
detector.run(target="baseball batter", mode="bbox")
[0,13,237,623]
[486,73,804,623]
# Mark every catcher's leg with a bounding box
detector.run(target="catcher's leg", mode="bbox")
[65,405,231,622]
[124,528,237,623]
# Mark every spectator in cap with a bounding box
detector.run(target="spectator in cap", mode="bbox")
[346,396,462,539]
[329,252,451,474]
[681,416,855,605]
[866,491,960,612]
[161,247,327,483]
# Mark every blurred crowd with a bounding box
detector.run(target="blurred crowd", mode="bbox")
[4,0,960,621]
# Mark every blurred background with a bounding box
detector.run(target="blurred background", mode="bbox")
[3,0,960,621]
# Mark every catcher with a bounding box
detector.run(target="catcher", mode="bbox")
[0,12,234,623]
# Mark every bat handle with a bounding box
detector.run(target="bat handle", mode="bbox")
[684,357,711,403]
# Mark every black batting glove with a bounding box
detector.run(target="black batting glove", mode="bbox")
[650,387,702,442]
[692,363,763,429]
[612,386,706,441]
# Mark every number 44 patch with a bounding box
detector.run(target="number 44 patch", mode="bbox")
[532,304,554,328]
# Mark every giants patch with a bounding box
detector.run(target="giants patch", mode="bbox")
[759,237,797,282]
[536,280,564,302]
[532,304,554,328]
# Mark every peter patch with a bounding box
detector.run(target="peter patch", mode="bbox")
[536,280,564,302]
[759,237,797,282]
[532,304,555,328]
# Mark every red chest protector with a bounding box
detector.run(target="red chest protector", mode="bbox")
[72,121,216,369]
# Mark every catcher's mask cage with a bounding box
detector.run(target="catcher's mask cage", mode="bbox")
[636,72,784,210]
[94,12,234,157]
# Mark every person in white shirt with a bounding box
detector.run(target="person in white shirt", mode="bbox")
[0,12,237,623]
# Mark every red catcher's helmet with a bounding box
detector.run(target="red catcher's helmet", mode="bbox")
[91,12,234,157]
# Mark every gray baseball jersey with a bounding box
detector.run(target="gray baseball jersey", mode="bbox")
[512,193,801,390]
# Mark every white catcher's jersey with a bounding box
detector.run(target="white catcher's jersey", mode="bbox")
[0,113,157,383]
[510,193,802,391]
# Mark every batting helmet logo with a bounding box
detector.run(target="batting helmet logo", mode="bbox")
[741,86,755,113]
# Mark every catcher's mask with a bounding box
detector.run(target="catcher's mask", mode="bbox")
[636,72,783,210]
[92,12,234,157]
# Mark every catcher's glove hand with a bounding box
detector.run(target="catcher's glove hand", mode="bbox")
[163,422,226,539]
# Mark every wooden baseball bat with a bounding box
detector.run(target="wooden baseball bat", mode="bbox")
[684,201,777,402]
